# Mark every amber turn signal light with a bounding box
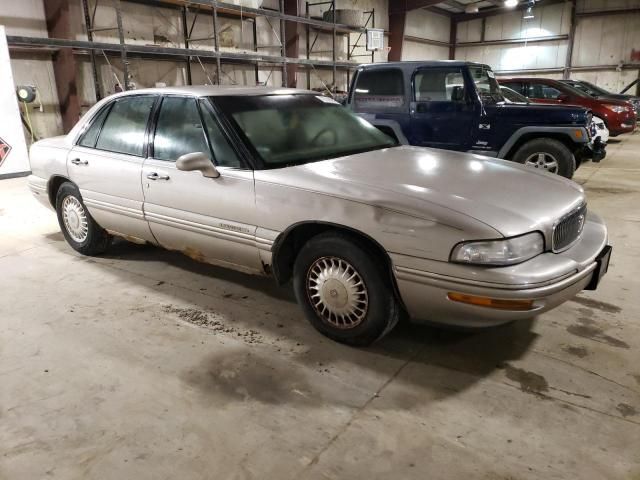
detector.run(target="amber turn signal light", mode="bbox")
[447,292,535,311]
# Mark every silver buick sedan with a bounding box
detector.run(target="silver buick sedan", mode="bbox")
[28,86,611,345]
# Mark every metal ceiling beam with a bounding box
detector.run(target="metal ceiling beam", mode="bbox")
[389,0,445,14]
[453,0,566,21]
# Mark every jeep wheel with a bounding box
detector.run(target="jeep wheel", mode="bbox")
[512,138,576,179]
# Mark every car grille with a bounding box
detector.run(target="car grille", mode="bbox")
[553,204,587,252]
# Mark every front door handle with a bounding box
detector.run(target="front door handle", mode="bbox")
[70,158,88,166]
[147,172,170,181]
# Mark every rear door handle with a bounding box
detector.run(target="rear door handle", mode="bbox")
[70,158,88,165]
[147,172,170,181]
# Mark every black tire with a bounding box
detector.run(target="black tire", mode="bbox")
[512,138,576,179]
[55,182,112,255]
[293,231,400,346]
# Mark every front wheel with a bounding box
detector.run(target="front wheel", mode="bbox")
[512,138,576,178]
[293,232,400,346]
[55,182,112,255]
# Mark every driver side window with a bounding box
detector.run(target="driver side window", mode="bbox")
[153,97,210,162]
[414,68,465,102]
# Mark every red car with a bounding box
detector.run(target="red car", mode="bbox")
[500,78,636,137]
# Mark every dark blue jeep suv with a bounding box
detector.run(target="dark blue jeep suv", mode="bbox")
[346,61,605,178]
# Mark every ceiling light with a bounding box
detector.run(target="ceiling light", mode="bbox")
[465,4,479,13]
[504,0,518,7]
[523,6,534,18]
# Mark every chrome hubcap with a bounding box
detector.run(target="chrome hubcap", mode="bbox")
[524,152,559,174]
[306,257,368,329]
[62,195,89,243]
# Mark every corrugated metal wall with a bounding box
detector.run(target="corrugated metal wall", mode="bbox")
[453,0,640,92]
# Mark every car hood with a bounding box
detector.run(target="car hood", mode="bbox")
[257,146,585,239]
[489,102,589,126]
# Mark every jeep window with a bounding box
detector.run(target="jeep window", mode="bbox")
[212,94,397,169]
[468,66,503,103]
[353,69,405,109]
[414,68,466,102]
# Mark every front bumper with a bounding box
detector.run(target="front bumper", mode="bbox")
[27,175,53,210]
[580,138,606,163]
[392,213,609,328]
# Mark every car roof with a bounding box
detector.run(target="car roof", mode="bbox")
[112,85,316,97]
[358,60,489,71]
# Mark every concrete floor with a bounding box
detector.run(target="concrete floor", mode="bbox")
[1,133,639,480]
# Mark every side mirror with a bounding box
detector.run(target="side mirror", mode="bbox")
[451,86,465,103]
[176,152,219,178]
[557,94,569,103]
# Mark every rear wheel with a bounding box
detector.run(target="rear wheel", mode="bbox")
[512,138,576,178]
[293,232,400,346]
[55,182,112,255]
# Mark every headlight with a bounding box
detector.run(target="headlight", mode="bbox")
[604,104,628,113]
[450,232,544,266]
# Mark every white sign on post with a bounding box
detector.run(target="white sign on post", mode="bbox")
[0,25,31,178]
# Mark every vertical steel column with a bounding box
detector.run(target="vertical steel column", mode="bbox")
[564,0,577,80]
[279,0,287,87]
[113,0,128,90]
[181,6,192,85]
[253,19,259,85]
[284,0,299,87]
[211,0,222,84]
[331,0,336,90]
[81,0,102,100]
[370,10,375,64]
[387,6,405,61]
[449,18,457,60]
[306,1,311,89]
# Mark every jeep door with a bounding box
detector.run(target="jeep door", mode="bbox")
[141,95,262,274]
[409,66,477,149]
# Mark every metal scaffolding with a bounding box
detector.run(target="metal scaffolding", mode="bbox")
[9,0,375,99]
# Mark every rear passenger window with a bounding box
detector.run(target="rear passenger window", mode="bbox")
[353,69,405,109]
[527,83,562,100]
[78,105,111,148]
[95,96,155,156]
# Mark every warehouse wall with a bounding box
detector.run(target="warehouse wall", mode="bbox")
[1,0,64,141]
[455,0,640,93]
[401,9,450,61]
[455,2,572,72]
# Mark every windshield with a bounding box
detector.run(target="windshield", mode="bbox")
[558,82,592,99]
[212,94,396,168]
[580,81,610,96]
[469,65,504,103]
